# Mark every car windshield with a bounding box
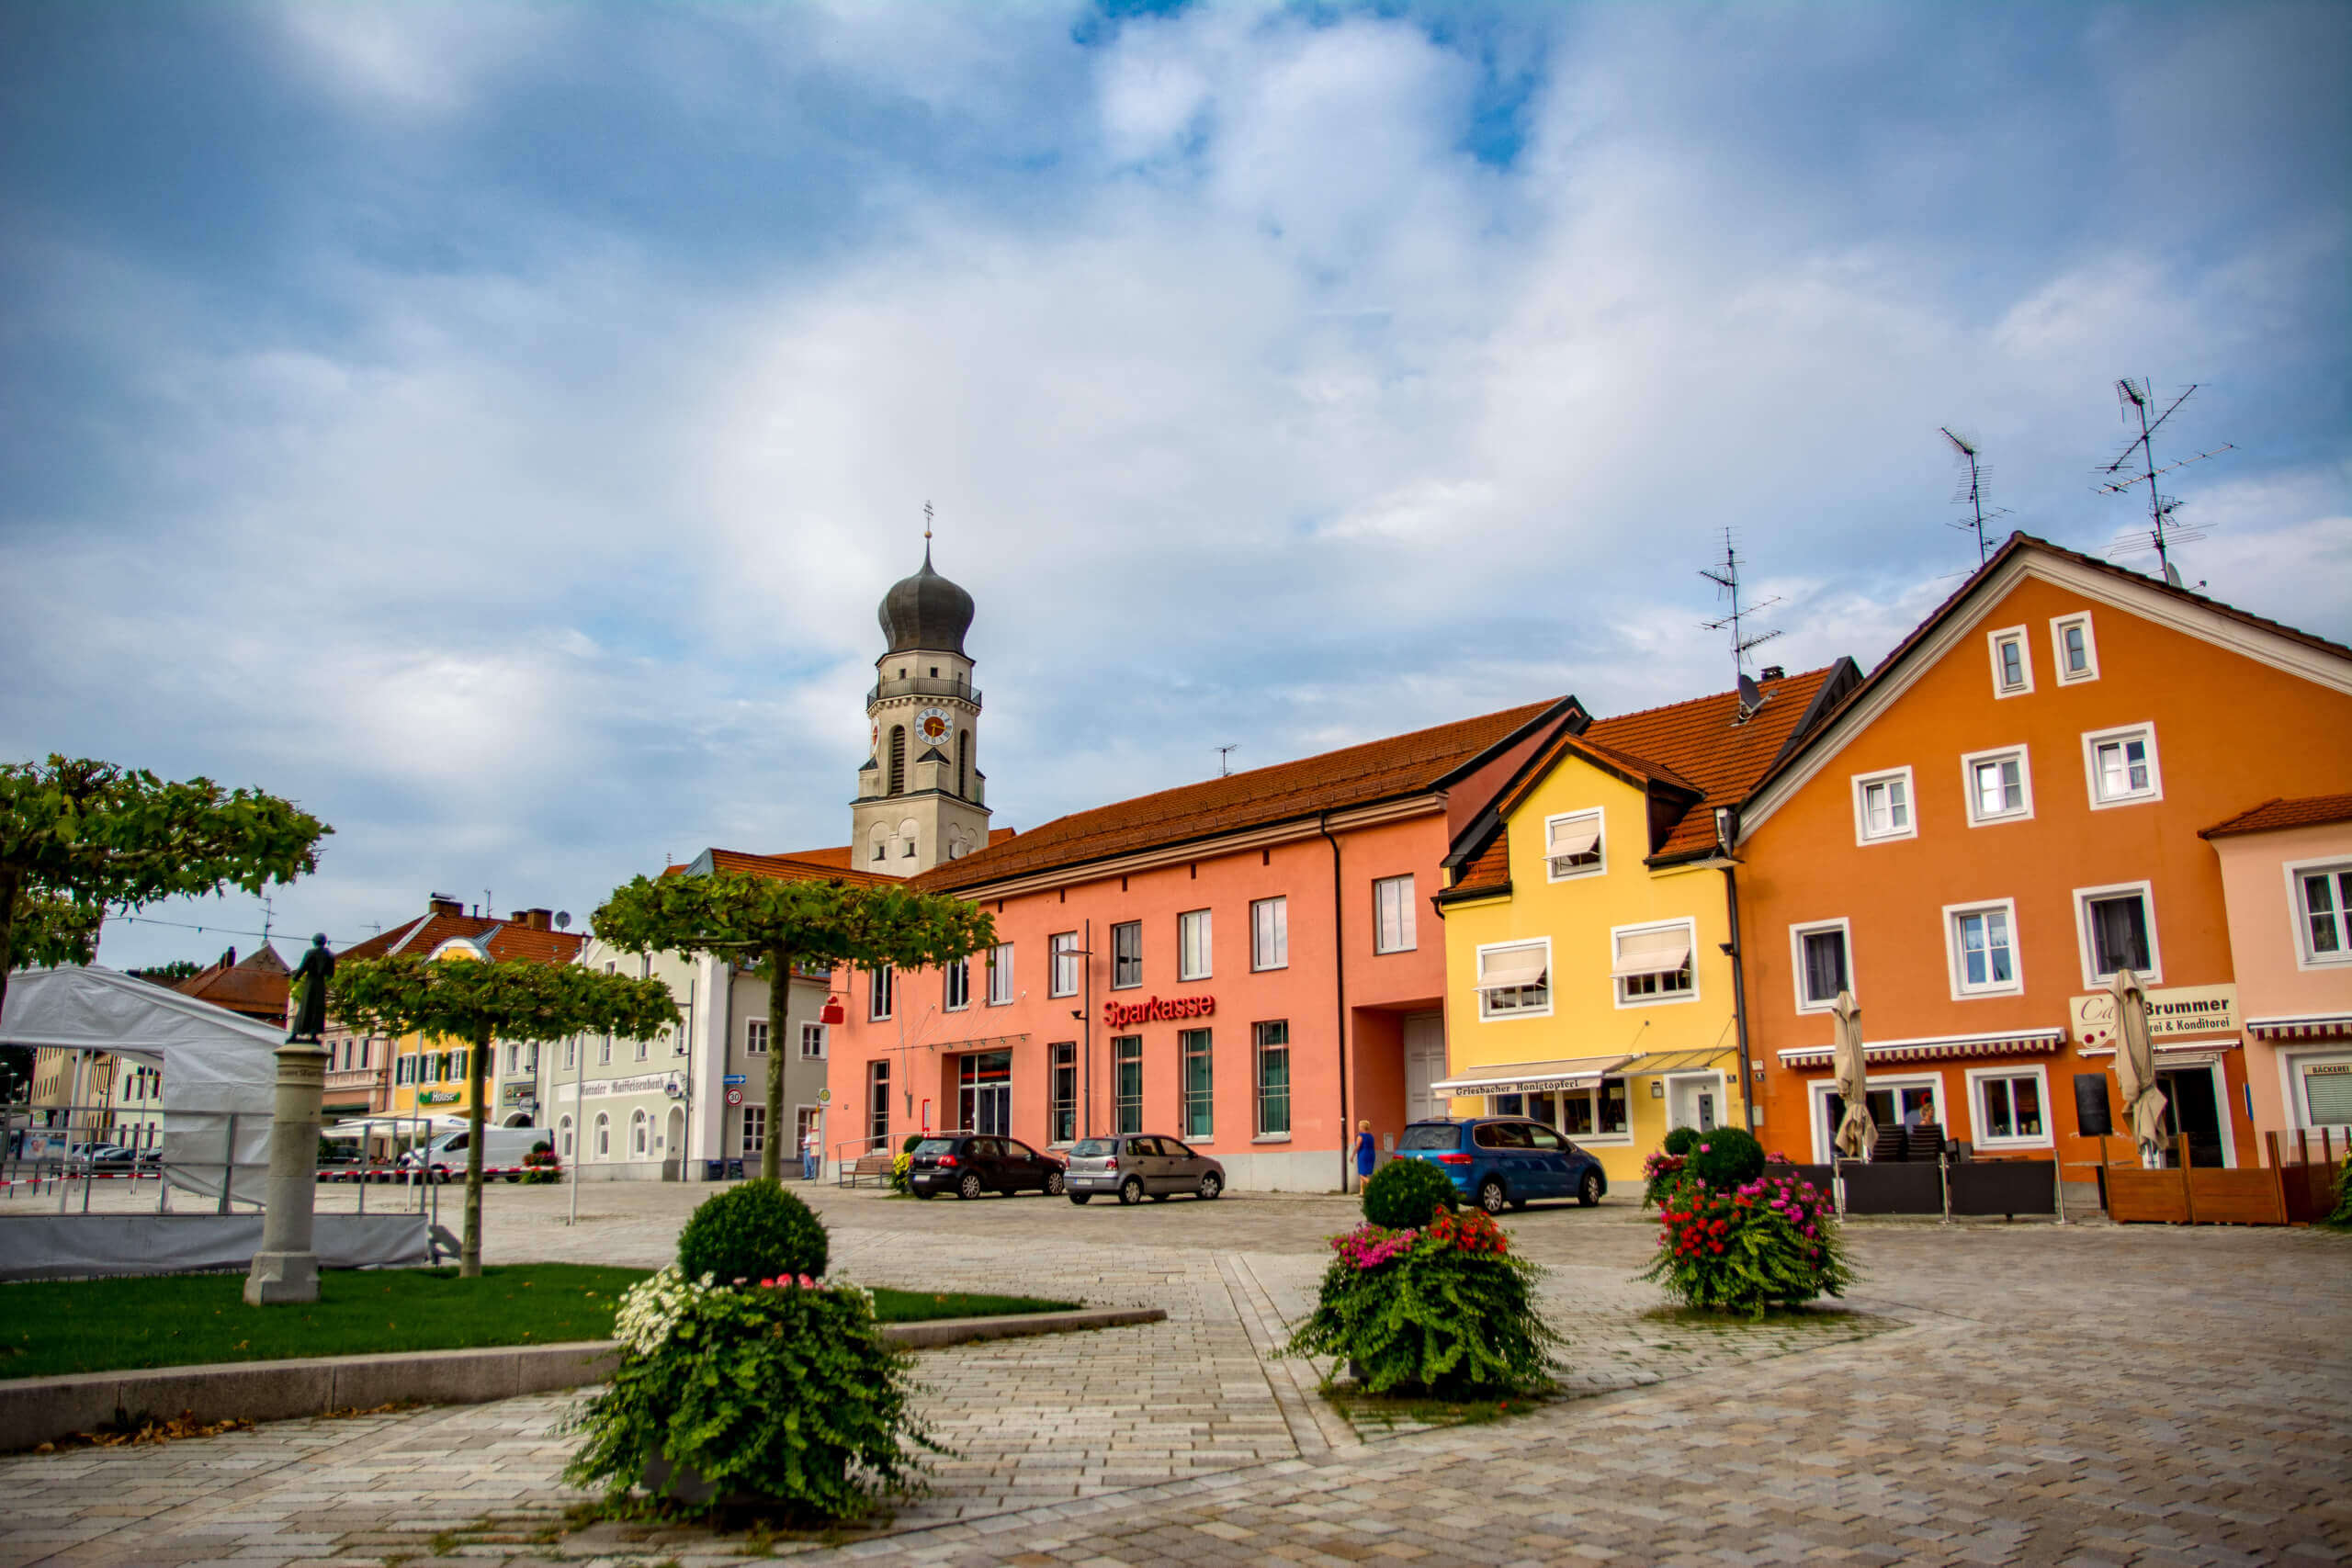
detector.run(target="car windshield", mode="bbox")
[1396,1123,1461,1151]
[1070,1139,1117,1157]
[913,1139,956,1156]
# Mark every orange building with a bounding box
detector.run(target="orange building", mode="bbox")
[1735,536,2352,1183]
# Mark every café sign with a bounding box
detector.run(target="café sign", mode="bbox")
[2070,983,2237,1051]
[1102,993,1216,1029]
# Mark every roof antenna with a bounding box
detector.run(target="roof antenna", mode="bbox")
[1216,744,1238,777]
[1939,428,2009,566]
[2097,379,2230,589]
[1699,530,1781,721]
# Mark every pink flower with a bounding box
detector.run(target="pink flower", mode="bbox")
[797,1274,816,1289]
[759,1278,776,1288]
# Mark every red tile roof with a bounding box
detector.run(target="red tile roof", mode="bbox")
[1445,835,1514,898]
[912,699,1568,893]
[338,911,584,967]
[2201,794,2352,839]
[173,945,291,1022]
[683,848,902,888]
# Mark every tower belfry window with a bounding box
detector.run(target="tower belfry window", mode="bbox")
[888,727,907,795]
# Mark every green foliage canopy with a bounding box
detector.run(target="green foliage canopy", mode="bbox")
[329,953,679,1049]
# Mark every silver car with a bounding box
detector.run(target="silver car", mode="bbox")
[1064,1134,1224,1205]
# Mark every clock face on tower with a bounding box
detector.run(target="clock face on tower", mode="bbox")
[917,707,952,745]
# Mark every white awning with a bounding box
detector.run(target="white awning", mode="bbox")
[1611,927,1692,978]
[1474,947,1548,992]
[1431,1055,1632,1095]
[1547,818,1600,858]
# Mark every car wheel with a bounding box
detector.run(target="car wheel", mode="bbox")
[1069,1192,1091,1205]
[1119,1176,1145,1206]
[1046,1169,1067,1197]
[1197,1171,1222,1201]
[1578,1170,1602,1208]
[1478,1178,1509,1215]
[957,1171,985,1201]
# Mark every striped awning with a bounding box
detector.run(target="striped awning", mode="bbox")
[1778,1027,2066,1070]
[1431,1055,1630,1095]
[2246,1013,2352,1042]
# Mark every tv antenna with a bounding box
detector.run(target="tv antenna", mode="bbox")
[1939,428,2010,566]
[1699,532,1781,719]
[2097,379,2230,588]
[1216,744,1238,777]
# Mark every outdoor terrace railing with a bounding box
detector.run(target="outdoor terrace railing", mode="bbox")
[865,673,981,709]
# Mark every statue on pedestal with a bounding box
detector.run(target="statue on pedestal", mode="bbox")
[286,934,333,1043]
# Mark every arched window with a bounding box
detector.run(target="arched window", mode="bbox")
[630,1110,649,1156]
[559,1116,574,1159]
[899,817,920,860]
[957,729,971,799]
[870,823,889,863]
[594,1113,611,1158]
[888,726,907,795]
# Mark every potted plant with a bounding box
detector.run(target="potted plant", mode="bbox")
[564,1179,940,1519]
[1283,1157,1556,1396]
[1638,1127,1853,1317]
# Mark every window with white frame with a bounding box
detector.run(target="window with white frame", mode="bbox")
[2075,883,2159,984]
[985,942,1014,1004]
[1988,626,2033,696]
[868,964,894,1021]
[1476,940,1551,1020]
[1373,875,1417,953]
[594,1112,611,1158]
[1254,1021,1291,1137]
[630,1109,649,1156]
[635,1031,649,1062]
[1250,897,1288,971]
[598,1033,612,1066]
[1049,931,1080,998]
[2294,1056,2352,1127]
[563,1037,576,1070]
[1852,768,1917,844]
[745,1019,769,1055]
[1962,746,2033,826]
[1791,919,1851,1012]
[1545,809,1605,879]
[2051,613,2098,683]
[2294,862,2352,964]
[800,1021,826,1059]
[1947,900,2021,996]
[506,1043,521,1074]
[1556,1077,1632,1139]
[1613,920,1697,1004]
[1969,1067,2050,1146]
[2084,723,2161,807]
[1179,909,1212,981]
[558,1115,573,1159]
[1112,921,1143,987]
[741,1103,765,1154]
[944,956,970,1010]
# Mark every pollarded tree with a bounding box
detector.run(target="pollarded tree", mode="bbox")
[0,756,330,1021]
[594,874,994,1181]
[332,954,679,1277]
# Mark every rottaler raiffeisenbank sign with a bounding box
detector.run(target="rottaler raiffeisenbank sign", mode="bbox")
[2070,983,2237,1051]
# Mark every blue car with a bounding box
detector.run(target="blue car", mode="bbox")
[1394,1117,1609,1214]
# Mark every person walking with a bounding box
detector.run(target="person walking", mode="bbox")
[800,1122,821,1182]
[1354,1119,1377,1188]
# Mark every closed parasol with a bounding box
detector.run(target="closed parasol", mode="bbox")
[2109,968,2168,1166]
[1831,989,1875,1160]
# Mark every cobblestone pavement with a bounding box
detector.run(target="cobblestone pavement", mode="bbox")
[2,1182,2346,1567]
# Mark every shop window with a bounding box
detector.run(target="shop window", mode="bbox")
[1255,1021,1290,1137]
[1545,809,1604,880]
[1112,921,1143,988]
[1049,932,1080,998]
[1182,1028,1214,1140]
[1970,1068,2049,1145]
[1373,875,1416,953]
[2084,724,2162,807]
[986,942,1015,1004]
[1557,1078,1631,1139]
[1049,1043,1077,1145]
[746,1019,769,1055]
[2075,883,2159,985]
[944,956,970,1010]
[1792,920,1851,1012]
[1987,626,2033,696]
[1179,909,1212,981]
[1477,940,1551,1019]
[1114,1035,1143,1134]
[2293,863,2352,965]
[1947,900,2022,997]
[1250,897,1288,972]
[1852,768,1916,844]
[1613,921,1696,1005]
[2297,1057,2352,1127]
[2051,613,2098,683]
[1962,746,2033,826]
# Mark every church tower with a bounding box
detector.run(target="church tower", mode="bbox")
[852,537,990,874]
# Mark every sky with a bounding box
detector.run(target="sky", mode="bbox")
[3,0,2346,970]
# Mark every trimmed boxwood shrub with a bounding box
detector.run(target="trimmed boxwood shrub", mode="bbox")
[1683,1126,1765,1189]
[676,1179,827,1282]
[900,1134,923,1154]
[1661,1126,1701,1157]
[1361,1156,1458,1230]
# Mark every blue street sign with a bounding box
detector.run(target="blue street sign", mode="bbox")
[723,1074,747,1086]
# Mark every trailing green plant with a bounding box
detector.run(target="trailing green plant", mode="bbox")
[675,1179,828,1283]
[2326,1162,2352,1230]
[1661,1126,1701,1157]
[1360,1156,1458,1230]
[1283,1207,1556,1396]
[1638,1161,1851,1317]
[1682,1126,1766,1190]
[564,1268,940,1519]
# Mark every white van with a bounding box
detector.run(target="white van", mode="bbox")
[402,1126,542,1180]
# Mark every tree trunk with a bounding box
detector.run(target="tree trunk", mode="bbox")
[763,948,790,1182]
[462,1026,491,1278]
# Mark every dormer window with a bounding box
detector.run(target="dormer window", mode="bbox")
[1544,810,1605,880]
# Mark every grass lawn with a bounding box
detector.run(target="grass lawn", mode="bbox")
[0,1267,1079,1381]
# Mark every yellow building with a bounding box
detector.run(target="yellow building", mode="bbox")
[1433,667,1856,1186]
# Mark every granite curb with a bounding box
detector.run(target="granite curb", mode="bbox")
[0,1304,1166,1452]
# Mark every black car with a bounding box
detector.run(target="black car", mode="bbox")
[908,1133,1067,1200]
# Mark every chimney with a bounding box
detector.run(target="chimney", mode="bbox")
[1759,665,1786,682]
[221,946,237,969]
[428,895,463,918]
[526,908,555,931]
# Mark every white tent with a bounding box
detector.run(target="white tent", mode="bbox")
[3,964,280,1204]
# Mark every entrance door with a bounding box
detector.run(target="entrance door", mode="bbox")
[2156,1066,2225,1168]
[1668,1076,1719,1133]
[663,1107,684,1180]
[959,1050,1012,1135]
[1403,1011,1445,1122]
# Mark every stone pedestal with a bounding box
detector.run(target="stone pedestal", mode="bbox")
[244,1042,329,1306]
